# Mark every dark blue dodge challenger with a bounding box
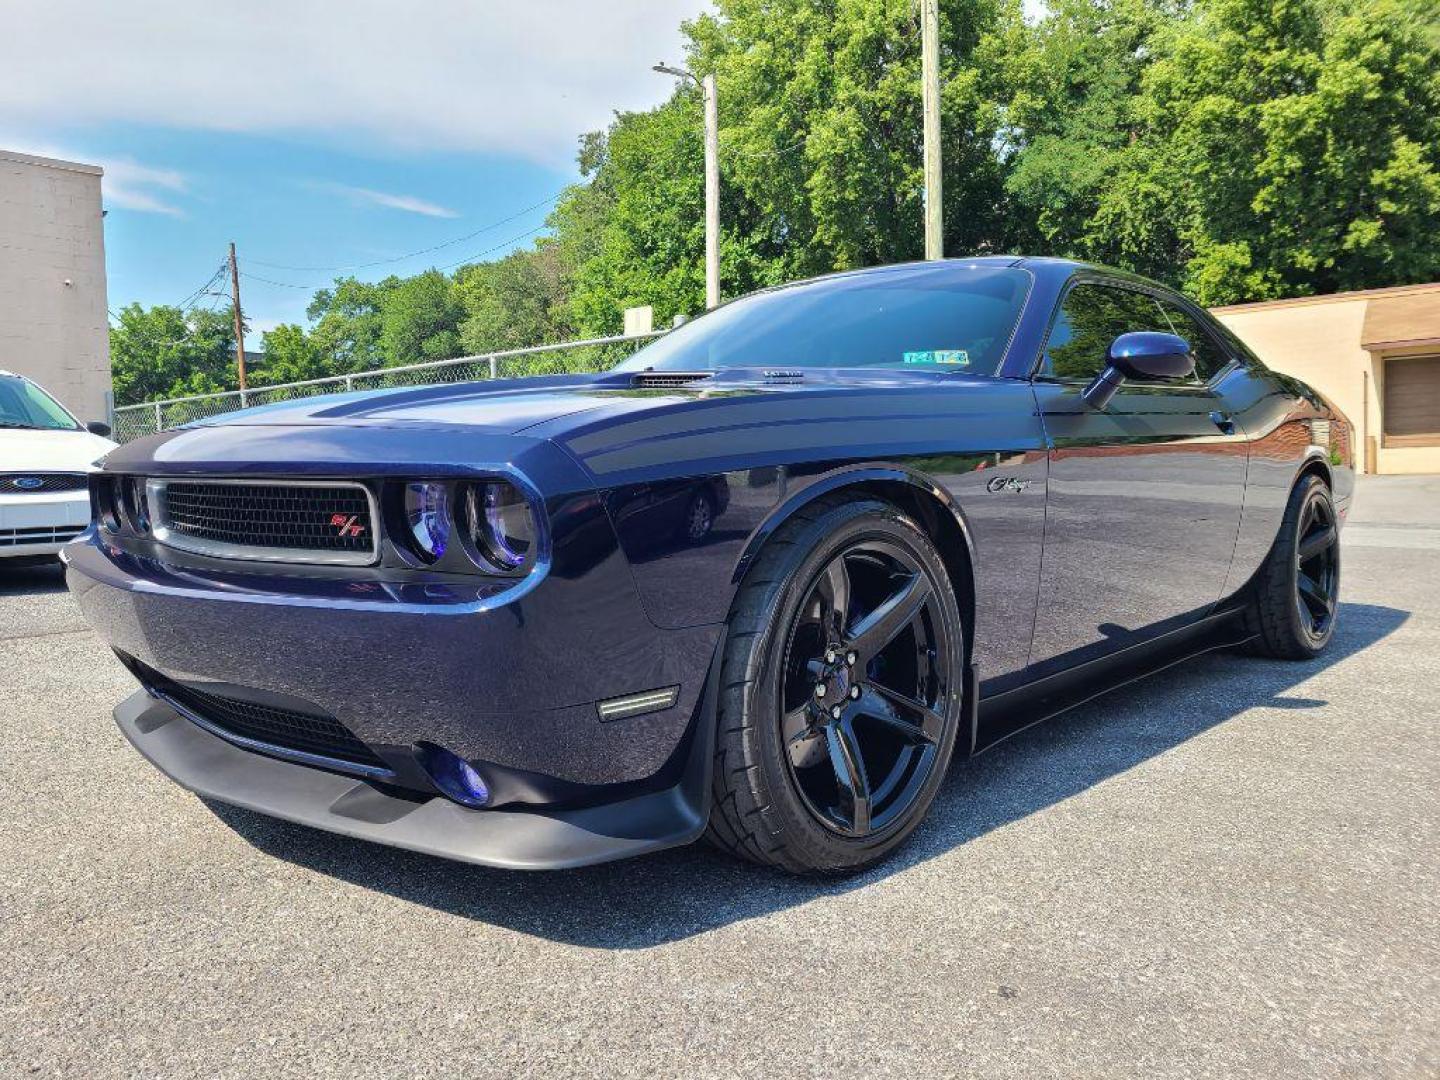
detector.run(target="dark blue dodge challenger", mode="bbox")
[67,257,1353,874]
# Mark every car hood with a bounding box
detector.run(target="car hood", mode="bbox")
[0,427,116,471]
[185,368,989,437]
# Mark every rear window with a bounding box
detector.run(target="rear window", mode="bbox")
[616,265,1032,376]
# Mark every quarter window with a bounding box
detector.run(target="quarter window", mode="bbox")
[1040,284,1172,381]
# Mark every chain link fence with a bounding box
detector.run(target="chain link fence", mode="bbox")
[111,331,666,443]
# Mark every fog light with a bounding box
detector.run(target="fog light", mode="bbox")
[414,742,490,808]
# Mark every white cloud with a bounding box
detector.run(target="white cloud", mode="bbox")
[323,184,459,218]
[102,158,189,216]
[2,1,710,164]
[0,137,190,215]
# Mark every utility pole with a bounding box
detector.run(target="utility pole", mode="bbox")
[654,63,721,308]
[228,241,248,391]
[702,73,720,309]
[921,0,943,260]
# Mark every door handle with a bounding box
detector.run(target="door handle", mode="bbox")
[1209,410,1236,435]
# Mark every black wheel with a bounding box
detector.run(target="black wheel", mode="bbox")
[706,496,965,874]
[1244,474,1340,659]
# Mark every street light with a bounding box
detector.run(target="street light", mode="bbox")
[653,62,719,309]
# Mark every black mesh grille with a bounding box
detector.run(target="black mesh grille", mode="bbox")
[130,659,390,772]
[160,481,375,556]
[0,473,88,494]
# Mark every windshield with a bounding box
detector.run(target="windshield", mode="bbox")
[0,374,81,432]
[616,264,1031,376]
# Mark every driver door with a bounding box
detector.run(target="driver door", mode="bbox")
[1027,279,1248,676]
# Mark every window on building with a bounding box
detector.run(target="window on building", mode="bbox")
[1383,355,1440,447]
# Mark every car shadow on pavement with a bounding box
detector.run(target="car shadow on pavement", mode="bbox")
[209,601,1408,949]
[0,561,67,596]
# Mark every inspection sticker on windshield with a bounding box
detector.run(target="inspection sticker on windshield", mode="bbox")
[903,349,968,366]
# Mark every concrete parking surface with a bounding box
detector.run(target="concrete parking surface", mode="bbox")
[2,476,1436,1078]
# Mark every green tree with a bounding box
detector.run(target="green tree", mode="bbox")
[254,323,331,385]
[109,304,235,405]
[305,277,392,373]
[378,269,464,365]
[1002,0,1185,267]
[456,243,575,354]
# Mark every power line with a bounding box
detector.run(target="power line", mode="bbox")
[175,262,229,310]
[246,189,568,274]
[240,270,318,290]
[432,223,552,272]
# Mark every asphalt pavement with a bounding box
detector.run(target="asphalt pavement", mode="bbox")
[1,476,1436,1078]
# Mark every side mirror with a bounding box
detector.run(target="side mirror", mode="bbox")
[1081,332,1194,409]
[86,420,112,437]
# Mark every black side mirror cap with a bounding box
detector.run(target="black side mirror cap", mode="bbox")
[86,420,112,437]
[1081,331,1195,409]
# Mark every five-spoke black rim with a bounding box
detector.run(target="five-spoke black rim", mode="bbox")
[779,539,953,837]
[1295,491,1339,640]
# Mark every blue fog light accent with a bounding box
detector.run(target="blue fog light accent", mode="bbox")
[415,742,491,808]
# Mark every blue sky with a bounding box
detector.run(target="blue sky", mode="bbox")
[85,125,575,336]
[4,0,709,345]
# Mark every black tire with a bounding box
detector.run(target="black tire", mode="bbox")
[705,495,966,874]
[1243,474,1341,660]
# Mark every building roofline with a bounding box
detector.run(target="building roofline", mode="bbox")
[1212,280,1440,314]
[0,149,103,176]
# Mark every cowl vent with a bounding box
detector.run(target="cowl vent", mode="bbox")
[629,371,713,389]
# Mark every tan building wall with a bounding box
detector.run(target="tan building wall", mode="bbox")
[0,149,111,425]
[1213,282,1440,475]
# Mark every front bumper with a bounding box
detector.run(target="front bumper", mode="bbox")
[0,491,88,557]
[66,528,722,797]
[117,688,713,869]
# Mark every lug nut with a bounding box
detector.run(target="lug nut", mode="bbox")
[830,705,842,719]
[849,685,861,699]
[825,649,837,664]
[845,651,857,666]
[814,683,826,699]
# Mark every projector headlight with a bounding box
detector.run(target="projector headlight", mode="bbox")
[464,480,536,572]
[402,481,452,564]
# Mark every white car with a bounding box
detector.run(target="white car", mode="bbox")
[1,369,117,563]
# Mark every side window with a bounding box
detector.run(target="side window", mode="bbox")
[1153,298,1234,382]
[1041,283,1170,381]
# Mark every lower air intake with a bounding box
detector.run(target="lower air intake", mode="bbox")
[123,656,391,775]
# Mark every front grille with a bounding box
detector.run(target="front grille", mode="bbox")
[127,658,391,774]
[0,472,88,494]
[0,524,85,547]
[154,479,376,564]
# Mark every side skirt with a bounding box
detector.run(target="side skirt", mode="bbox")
[972,607,1254,755]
